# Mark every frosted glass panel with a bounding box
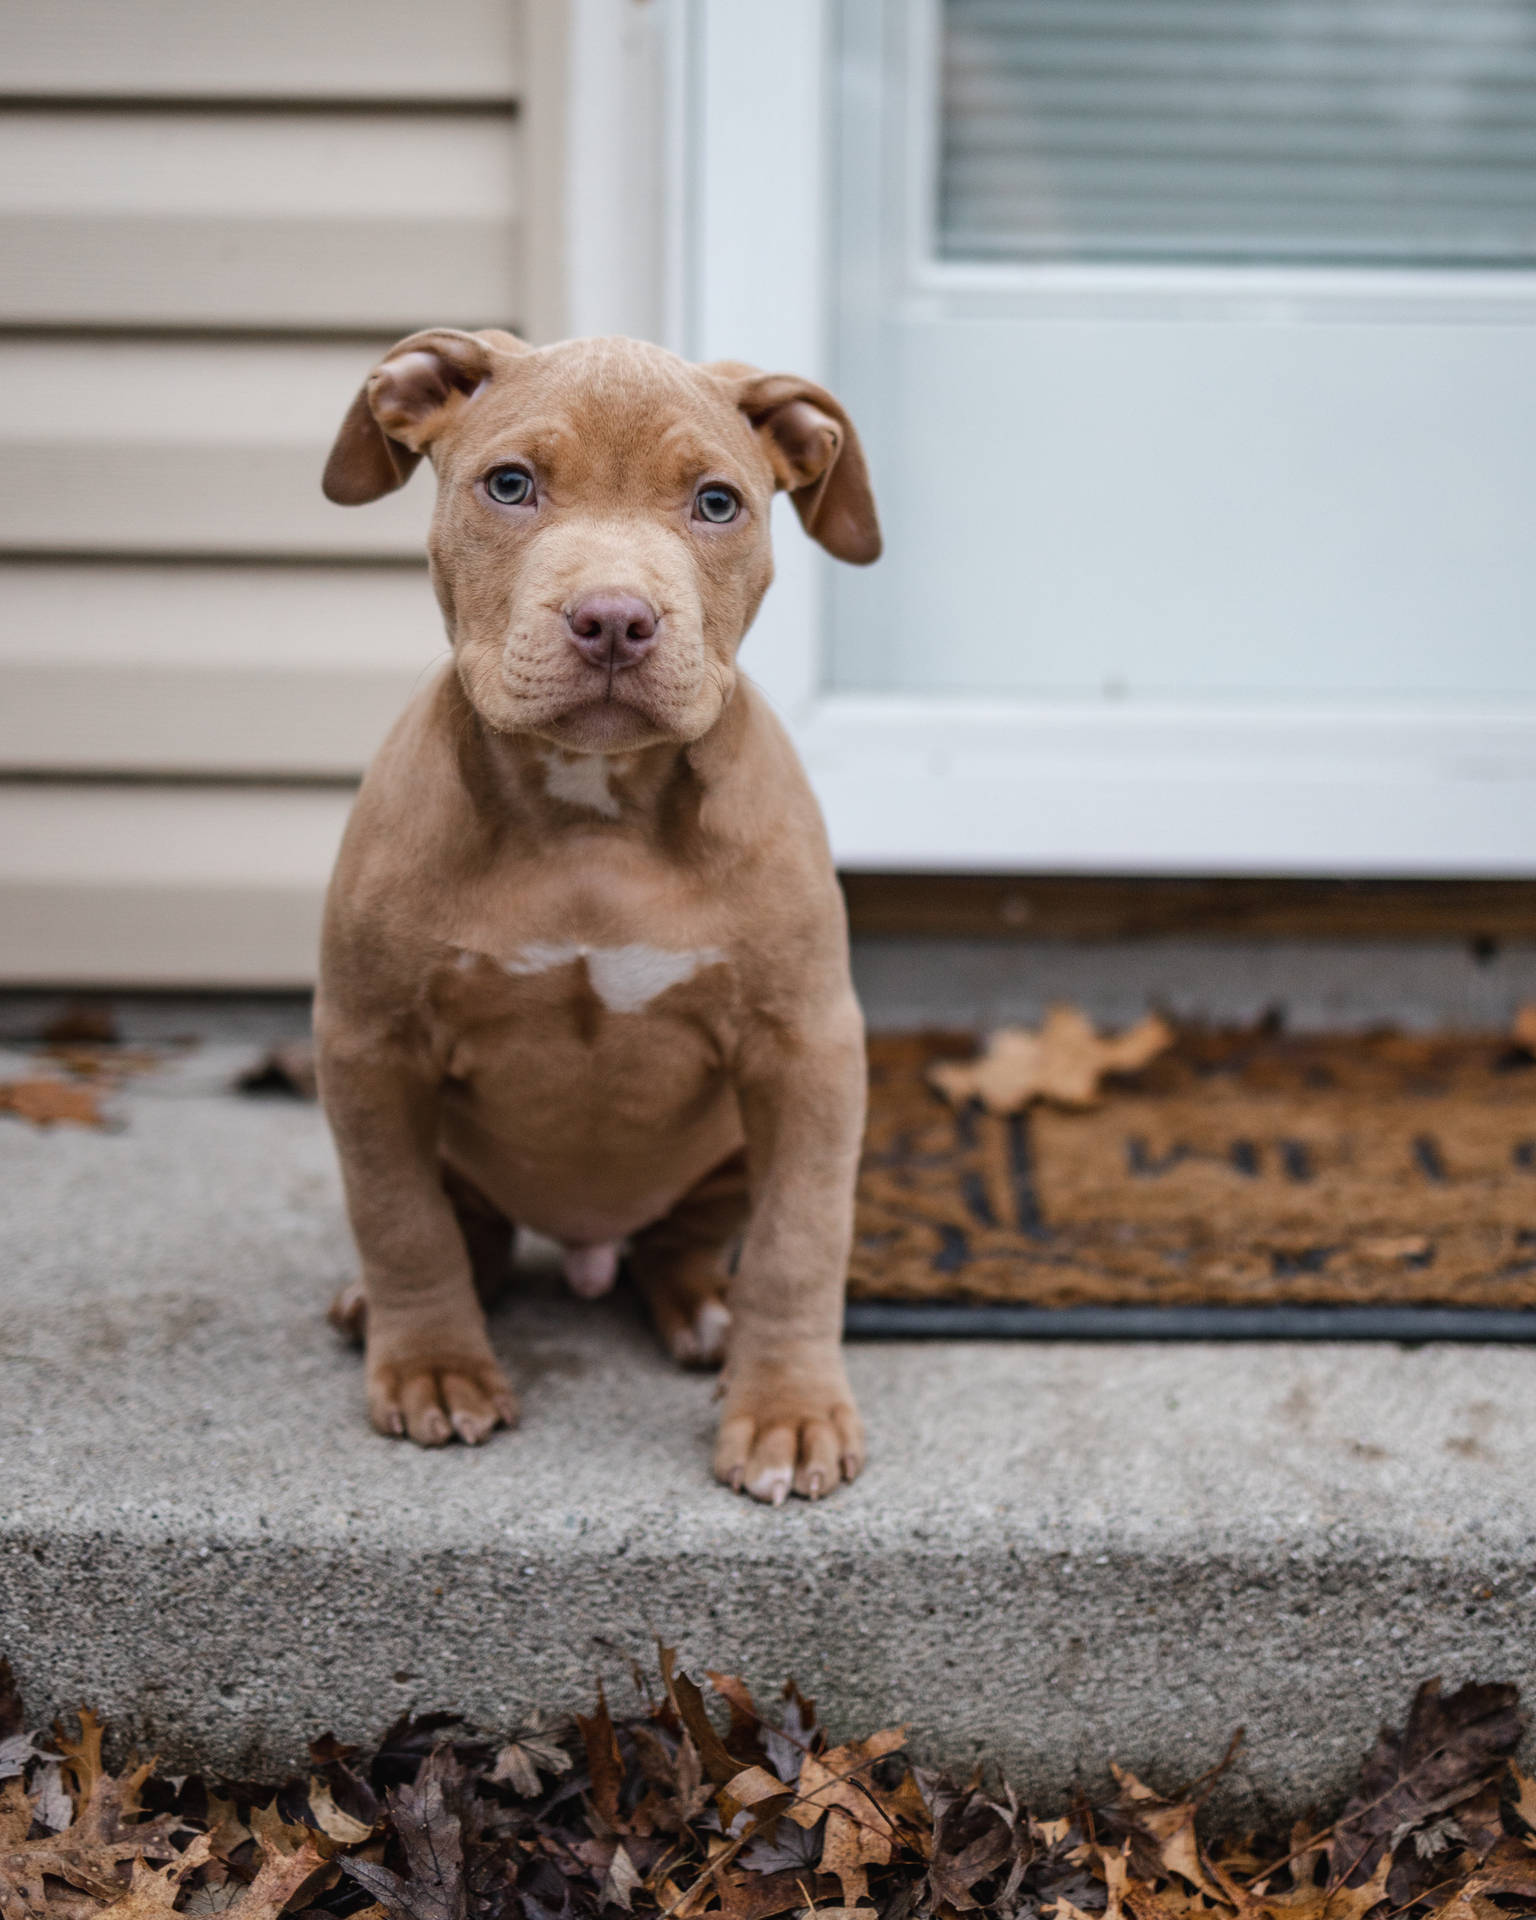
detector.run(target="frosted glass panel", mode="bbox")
[940,0,1536,267]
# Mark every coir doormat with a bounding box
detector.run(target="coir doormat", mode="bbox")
[846,1024,1536,1339]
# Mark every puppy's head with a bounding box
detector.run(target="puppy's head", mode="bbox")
[323,330,880,752]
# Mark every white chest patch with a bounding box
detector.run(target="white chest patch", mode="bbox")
[497,941,726,1014]
[541,750,620,819]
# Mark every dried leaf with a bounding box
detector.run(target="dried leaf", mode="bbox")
[33,1760,76,1833]
[237,1831,335,1920]
[712,1869,837,1920]
[237,1045,317,1102]
[719,1766,794,1831]
[600,1840,642,1911]
[659,1648,743,1790]
[304,1777,374,1845]
[1331,1680,1525,1886]
[41,1003,120,1047]
[341,1750,463,1920]
[929,1008,1174,1115]
[0,1663,22,1743]
[0,1078,107,1128]
[785,1728,906,1831]
[577,1685,625,1827]
[488,1735,571,1799]
[1510,1764,1536,1835]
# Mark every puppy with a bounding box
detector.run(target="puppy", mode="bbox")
[314,328,881,1503]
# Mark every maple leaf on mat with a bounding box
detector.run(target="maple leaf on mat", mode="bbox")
[928,1006,1174,1115]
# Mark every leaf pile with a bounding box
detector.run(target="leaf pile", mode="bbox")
[0,1002,174,1132]
[2,1657,1532,1920]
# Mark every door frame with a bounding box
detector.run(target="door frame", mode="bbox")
[565,0,1536,876]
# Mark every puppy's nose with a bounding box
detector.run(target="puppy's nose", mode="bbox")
[564,592,658,670]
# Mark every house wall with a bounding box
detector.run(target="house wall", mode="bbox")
[0,0,564,985]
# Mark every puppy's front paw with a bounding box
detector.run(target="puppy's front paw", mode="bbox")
[714,1374,865,1505]
[367,1351,519,1447]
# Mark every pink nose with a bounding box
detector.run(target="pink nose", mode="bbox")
[564,592,658,670]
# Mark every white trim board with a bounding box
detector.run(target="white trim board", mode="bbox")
[794,697,1536,876]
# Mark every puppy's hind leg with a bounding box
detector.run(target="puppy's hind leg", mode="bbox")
[629,1151,748,1368]
[329,1161,516,1342]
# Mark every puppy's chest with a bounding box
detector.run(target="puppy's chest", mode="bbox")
[430,914,740,1074]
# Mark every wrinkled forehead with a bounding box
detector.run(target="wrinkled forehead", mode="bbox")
[451,337,765,495]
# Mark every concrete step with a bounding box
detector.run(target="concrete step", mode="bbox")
[1,994,1533,1827]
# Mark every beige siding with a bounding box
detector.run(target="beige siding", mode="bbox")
[0,786,350,987]
[0,111,520,330]
[0,0,535,985]
[1,340,435,555]
[0,566,447,776]
[0,0,523,101]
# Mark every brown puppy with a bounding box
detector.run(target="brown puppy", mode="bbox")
[314,328,880,1503]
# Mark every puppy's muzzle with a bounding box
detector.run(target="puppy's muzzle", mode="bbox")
[564,592,659,674]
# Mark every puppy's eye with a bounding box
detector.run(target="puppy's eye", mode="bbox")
[486,465,534,506]
[693,484,740,525]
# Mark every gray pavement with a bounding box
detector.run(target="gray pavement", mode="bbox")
[2,990,1534,1823]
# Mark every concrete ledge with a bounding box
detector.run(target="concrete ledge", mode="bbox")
[3,1039,1534,1824]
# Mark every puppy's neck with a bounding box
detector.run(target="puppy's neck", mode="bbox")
[444,669,742,839]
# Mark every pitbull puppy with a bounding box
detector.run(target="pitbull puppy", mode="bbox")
[315,328,880,1503]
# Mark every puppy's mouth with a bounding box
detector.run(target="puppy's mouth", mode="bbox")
[539,697,674,753]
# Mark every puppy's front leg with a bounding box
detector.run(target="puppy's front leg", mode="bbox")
[715,1002,867,1504]
[317,1021,518,1446]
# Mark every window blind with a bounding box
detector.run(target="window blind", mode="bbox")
[939,0,1536,267]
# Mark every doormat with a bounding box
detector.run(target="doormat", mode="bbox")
[846,1025,1536,1337]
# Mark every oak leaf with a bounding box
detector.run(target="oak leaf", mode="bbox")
[0,1079,107,1129]
[928,1007,1173,1115]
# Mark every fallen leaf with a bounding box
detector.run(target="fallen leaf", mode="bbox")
[1512,1764,1536,1834]
[1103,1765,1225,1905]
[1512,1005,1536,1053]
[341,1750,463,1920]
[237,1831,335,1920]
[1331,1679,1525,1886]
[0,1078,107,1129]
[32,1759,74,1832]
[305,1776,374,1845]
[600,1840,642,1911]
[487,1733,571,1799]
[576,1684,625,1827]
[236,1044,317,1101]
[928,1007,1174,1114]
[719,1765,795,1831]
[660,1648,744,1790]
[711,1868,837,1920]
[41,1003,121,1047]
[1355,1234,1432,1264]
[784,1728,906,1831]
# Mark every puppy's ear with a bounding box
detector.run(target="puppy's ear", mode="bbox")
[322,328,522,506]
[717,367,882,565]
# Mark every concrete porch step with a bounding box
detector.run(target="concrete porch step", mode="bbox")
[1,995,1533,1826]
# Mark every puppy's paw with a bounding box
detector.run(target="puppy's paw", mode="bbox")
[367,1353,519,1447]
[328,1278,367,1344]
[658,1292,731,1369]
[714,1378,865,1504]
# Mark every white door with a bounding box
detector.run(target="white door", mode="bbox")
[682,1,1536,875]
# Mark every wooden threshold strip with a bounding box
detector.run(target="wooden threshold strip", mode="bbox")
[839,873,1536,943]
